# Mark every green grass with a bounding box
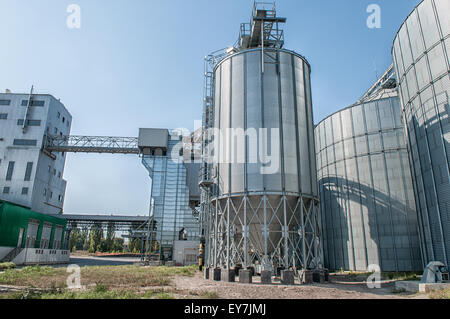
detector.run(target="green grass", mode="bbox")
[381,272,421,281]
[0,262,16,271]
[429,288,450,299]
[0,265,62,287]
[0,284,176,300]
[0,264,197,299]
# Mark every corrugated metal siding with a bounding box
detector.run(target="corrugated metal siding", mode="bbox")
[392,0,450,266]
[316,95,422,271]
[0,200,66,248]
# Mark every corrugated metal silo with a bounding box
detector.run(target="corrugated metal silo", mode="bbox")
[202,2,322,272]
[392,0,450,266]
[316,89,422,271]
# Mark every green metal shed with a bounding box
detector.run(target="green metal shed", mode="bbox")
[0,200,67,249]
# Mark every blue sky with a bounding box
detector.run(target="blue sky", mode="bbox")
[0,0,421,215]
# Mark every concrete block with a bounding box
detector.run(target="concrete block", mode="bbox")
[313,270,325,283]
[299,270,314,284]
[204,268,210,280]
[275,267,283,277]
[261,270,272,284]
[222,269,235,282]
[239,269,252,284]
[209,268,215,281]
[324,269,329,282]
[281,270,295,285]
[395,281,450,293]
[213,268,221,281]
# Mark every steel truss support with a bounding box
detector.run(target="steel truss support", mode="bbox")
[45,135,139,154]
[206,194,322,272]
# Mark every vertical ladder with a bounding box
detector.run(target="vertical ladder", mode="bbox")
[22,85,34,133]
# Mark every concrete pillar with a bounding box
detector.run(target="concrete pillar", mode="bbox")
[209,268,215,281]
[222,269,235,282]
[275,267,283,277]
[234,266,242,277]
[324,269,329,282]
[281,270,295,285]
[313,270,325,284]
[204,268,210,280]
[299,270,314,284]
[261,270,272,284]
[239,269,252,284]
[213,268,221,281]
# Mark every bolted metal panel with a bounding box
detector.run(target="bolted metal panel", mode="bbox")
[316,92,423,272]
[392,0,450,267]
[213,48,316,197]
[207,48,321,271]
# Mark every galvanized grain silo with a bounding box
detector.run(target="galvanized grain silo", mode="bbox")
[316,87,422,272]
[200,2,322,273]
[392,0,450,267]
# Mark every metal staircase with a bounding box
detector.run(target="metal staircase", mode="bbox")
[1,247,23,263]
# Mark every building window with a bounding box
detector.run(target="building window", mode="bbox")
[43,188,47,196]
[22,187,28,195]
[0,100,11,106]
[24,162,33,181]
[17,119,41,126]
[3,187,10,194]
[13,139,37,146]
[57,112,60,119]
[58,171,61,178]
[6,161,15,181]
[21,100,45,107]
[58,195,63,202]
[54,127,58,134]
[62,117,65,123]
[0,113,7,119]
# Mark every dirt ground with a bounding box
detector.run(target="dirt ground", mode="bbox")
[0,263,433,299]
[171,272,429,299]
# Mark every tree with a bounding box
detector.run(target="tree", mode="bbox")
[69,227,89,251]
[105,222,116,251]
[111,238,124,252]
[88,224,103,253]
[129,238,142,253]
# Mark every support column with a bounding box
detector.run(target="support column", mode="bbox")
[263,195,269,270]
[282,195,288,268]
[300,197,306,270]
[214,200,219,268]
[243,195,248,268]
[226,197,231,269]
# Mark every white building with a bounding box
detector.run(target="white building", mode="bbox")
[0,91,72,215]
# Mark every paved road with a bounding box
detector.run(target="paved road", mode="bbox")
[50,256,142,268]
